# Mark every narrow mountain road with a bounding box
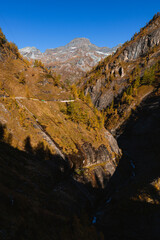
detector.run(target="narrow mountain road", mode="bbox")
[0,93,76,160]
[1,95,75,103]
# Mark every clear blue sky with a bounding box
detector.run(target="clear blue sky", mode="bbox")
[0,0,159,52]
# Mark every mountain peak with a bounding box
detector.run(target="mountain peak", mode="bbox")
[66,38,91,48]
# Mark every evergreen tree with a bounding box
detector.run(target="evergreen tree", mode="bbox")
[79,91,85,101]
[85,93,92,107]
[133,76,140,88]
[71,84,78,99]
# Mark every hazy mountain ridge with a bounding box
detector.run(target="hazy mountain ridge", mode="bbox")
[19,38,121,82]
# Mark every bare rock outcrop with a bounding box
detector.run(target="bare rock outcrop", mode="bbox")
[72,130,121,188]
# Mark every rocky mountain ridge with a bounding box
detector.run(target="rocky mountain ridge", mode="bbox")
[19,38,121,82]
[81,13,160,113]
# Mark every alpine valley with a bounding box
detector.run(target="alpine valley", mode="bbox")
[0,12,160,240]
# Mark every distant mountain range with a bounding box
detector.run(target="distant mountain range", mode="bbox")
[19,38,121,82]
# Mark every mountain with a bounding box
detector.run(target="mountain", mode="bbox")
[19,38,120,83]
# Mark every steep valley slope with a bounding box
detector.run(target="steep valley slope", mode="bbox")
[80,13,160,120]
[94,89,160,240]
[0,27,121,188]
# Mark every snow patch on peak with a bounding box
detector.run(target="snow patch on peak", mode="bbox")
[96,51,110,56]
[20,47,40,53]
[19,47,42,59]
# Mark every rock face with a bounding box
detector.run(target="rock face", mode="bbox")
[71,130,121,188]
[84,75,127,110]
[19,38,120,82]
[81,143,118,188]
[118,19,160,61]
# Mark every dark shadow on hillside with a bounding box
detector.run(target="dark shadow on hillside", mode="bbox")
[94,92,160,239]
[0,122,6,141]
[0,122,101,240]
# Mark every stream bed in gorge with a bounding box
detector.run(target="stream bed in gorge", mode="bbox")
[92,91,160,240]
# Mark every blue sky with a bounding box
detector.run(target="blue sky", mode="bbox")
[0,0,159,52]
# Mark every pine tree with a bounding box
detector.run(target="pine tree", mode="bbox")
[71,84,78,99]
[85,93,92,107]
[66,101,74,116]
[79,91,85,101]
[134,76,140,88]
